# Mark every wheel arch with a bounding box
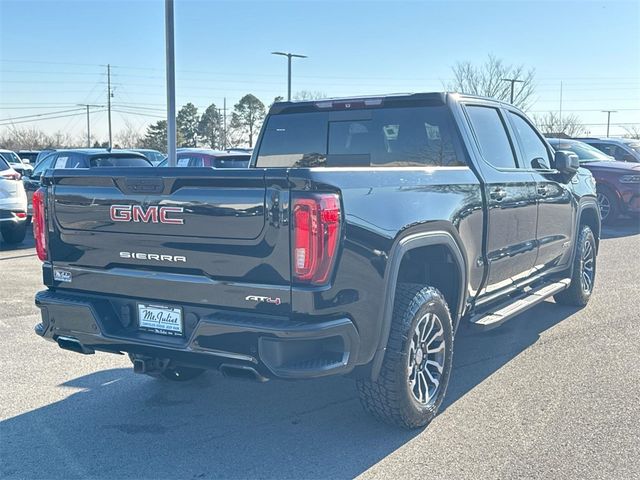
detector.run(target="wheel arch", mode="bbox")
[369,225,468,381]
[578,200,601,252]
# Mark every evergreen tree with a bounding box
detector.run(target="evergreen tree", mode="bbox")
[177,103,200,147]
[198,104,222,149]
[230,94,265,148]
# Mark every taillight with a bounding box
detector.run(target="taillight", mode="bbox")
[292,193,341,285]
[33,188,48,261]
[1,171,21,180]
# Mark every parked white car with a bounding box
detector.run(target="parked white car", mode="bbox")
[0,155,28,244]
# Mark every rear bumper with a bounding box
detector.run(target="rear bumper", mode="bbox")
[34,289,360,380]
[0,209,27,223]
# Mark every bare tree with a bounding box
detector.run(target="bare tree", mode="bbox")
[446,55,536,110]
[115,119,143,148]
[293,90,327,101]
[533,111,586,137]
[0,126,54,150]
[623,125,640,140]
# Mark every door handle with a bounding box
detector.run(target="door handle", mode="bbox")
[537,185,550,196]
[490,187,507,201]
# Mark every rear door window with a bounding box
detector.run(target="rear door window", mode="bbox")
[465,105,517,169]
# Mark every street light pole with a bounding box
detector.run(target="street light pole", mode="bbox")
[501,78,524,104]
[165,0,177,166]
[271,51,307,101]
[602,110,617,137]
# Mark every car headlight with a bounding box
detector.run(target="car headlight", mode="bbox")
[619,175,640,184]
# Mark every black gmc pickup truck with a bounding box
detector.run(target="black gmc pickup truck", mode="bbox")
[33,93,600,428]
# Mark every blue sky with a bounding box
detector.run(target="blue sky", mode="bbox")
[1,0,639,142]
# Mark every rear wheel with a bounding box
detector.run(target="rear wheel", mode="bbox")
[597,186,619,224]
[0,221,27,244]
[554,225,596,307]
[356,284,454,429]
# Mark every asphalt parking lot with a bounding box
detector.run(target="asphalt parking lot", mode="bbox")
[1,220,639,480]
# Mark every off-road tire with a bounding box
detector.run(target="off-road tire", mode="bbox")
[356,283,454,429]
[0,221,27,244]
[554,225,596,307]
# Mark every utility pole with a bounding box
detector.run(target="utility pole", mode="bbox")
[107,64,113,149]
[501,77,524,104]
[559,81,563,128]
[602,110,617,137]
[271,51,307,101]
[165,0,177,166]
[217,98,227,150]
[77,104,103,147]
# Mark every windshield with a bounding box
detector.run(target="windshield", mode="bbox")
[553,141,614,162]
[627,143,640,154]
[89,156,152,167]
[1,151,22,164]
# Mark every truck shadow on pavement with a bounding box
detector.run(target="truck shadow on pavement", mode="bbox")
[1,301,578,479]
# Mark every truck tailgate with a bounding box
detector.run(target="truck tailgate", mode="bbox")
[46,168,291,312]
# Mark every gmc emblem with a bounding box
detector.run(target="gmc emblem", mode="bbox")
[109,205,185,225]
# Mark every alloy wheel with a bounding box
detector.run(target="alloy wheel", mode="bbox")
[581,238,595,294]
[407,312,446,405]
[597,192,610,221]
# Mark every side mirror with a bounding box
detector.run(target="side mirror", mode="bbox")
[531,157,551,170]
[554,150,579,176]
[622,154,635,163]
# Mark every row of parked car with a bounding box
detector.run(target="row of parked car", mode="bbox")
[0,147,252,244]
[0,136,638,245]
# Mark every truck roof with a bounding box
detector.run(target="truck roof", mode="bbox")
[268,92,508,114]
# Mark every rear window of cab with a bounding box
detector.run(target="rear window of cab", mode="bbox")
[255,105,466,168]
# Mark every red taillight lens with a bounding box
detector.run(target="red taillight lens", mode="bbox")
[292,193,341,285]
[33,188,48,261]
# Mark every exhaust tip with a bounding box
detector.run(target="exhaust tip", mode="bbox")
[220,364,269,383]
[57,336,95,355]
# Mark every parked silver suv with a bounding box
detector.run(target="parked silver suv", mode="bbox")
[0,156,28,244]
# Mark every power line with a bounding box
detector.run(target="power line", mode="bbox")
[0,108,86,122]
[0,110,107,127]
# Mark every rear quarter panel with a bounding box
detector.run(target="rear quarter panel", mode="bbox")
[288,167,484,365]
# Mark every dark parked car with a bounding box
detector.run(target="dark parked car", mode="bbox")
[548,138,640,223]
[18,150,40,164]
[157,148,251,168]
[23,149,152,217]
[579,137,640,163]
[35,149,57,165]
[33,93,599,429]
[130,149,166,165]
[0,149,34,177]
